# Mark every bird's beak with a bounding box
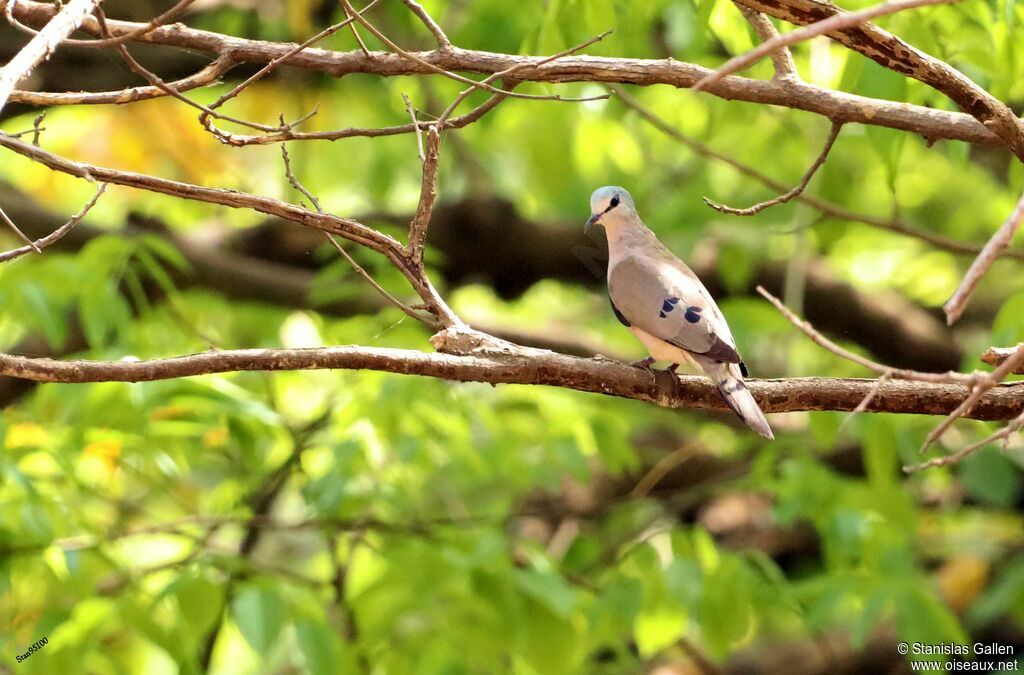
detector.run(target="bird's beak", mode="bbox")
[585,212,601,235]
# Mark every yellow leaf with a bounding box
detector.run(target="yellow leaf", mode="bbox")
[937,556,989,613]
[6,423,49,448]
[203,427,229,448]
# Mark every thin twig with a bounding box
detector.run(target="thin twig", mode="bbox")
[93,7,280,134]
[917,343,1024,454]
[692,0,957,92]
[340,0,372,57]
[838,370,892,433]
[0,203,40,251]
[31,110,45,145]
[0,183,105,263]
[756,285,971,384]
[199,86,510,147]
[405,30,615,279]
[759,284,1024,462]
[943,190,1024,325]
[734,4,798,80]
[324,233,432,324]
[279,144,430,324]
[205,0,382,113]
[400,0,452,49]
[905,409,1024,472]
[631,442,701,497]
[435,28,614,126]
[705,122,842,216]
[403,93,426,163]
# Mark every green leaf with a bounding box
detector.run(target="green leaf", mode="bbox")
[514,568,576,617]
[167,573,225,643]
[19,281,68,348]
[960,448,1022,507]
[894,586,968,655]
[140,234,190,273]
[296,619,343,675]
[231,585,285,656]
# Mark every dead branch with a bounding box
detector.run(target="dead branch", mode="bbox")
[9,53,235,106]
[981,346,1024,372]
[400,0,452,50]
[695,0,954,91]
[0,203,38,251]
[917,344,1024,454]
[705,121,842,216]
[757,285,971,383]
[0,183,104,262]
[279,143,429,324]
[943,191,1024,325]
[906,408,1024,472]
[734,4,798,80]
[407,126,440,265]
[0,0,102,113]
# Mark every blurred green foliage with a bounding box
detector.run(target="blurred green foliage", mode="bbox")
[1,0,1024,673]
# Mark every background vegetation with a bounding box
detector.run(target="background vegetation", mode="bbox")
[1,0,1024,672]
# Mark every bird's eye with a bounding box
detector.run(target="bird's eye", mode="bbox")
[610,195,620,208]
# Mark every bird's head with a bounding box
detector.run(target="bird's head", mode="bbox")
[586,186,635,234]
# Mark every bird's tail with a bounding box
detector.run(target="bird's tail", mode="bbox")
[692,356,773,440]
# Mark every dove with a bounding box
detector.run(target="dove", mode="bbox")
[586,186,773,439]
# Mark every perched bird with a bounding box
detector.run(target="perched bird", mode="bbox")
[586,186,773,439]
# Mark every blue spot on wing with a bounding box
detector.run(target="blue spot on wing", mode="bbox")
[684,306,703,323]
[660,297,682,317]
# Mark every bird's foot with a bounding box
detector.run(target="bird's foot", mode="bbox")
[667,363,680,373]
[632,357,656,370]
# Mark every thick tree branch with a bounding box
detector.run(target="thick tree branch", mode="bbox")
[695,0,953,92]
[0,334,1021,419]
[6,0,1007,148]
[733,0,1024,159]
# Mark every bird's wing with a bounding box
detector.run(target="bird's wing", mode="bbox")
[609,252,741,362]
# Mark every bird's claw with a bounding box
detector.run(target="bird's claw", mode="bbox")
[632,357,655,370]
